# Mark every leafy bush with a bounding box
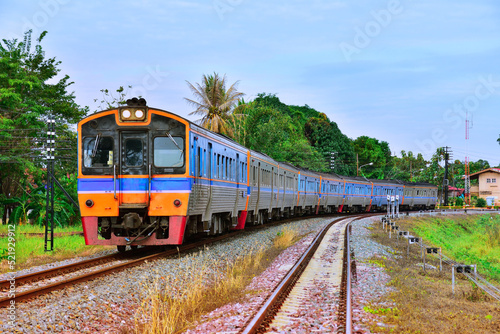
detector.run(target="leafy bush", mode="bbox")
[476,198,487,207]
[455,197,463,207]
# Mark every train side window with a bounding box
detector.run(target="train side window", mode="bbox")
[196,147,201,177]
[217,154,220,179]
[83,136,114,168]
[213,153,216,178]
[224,157,228,180]
[203,149,207,177]
[219,155,224,180]
[223,156,226,180]
[222,156,225,179]
[153,136,184,168]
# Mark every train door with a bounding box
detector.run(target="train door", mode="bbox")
[270,167,274,209]
[234,153,241,214]
[119,131,149,207]
[282,171,286,208]
[257,162,261,206]
[202,143,213,224]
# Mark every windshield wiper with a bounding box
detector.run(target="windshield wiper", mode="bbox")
[91,133,101,158]
[166,132,183,156]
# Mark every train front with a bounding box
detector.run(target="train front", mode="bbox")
[77,100,190,250]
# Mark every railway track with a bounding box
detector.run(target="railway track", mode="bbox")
[241,214,378,333]
[0,230,247,308]
[0,214,341,308]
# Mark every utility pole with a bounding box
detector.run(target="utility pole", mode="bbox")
[464,111,472,205]
[45,115,55,252]
[356,153,359,176]
[442,146,452,206]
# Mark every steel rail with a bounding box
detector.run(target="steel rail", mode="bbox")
[345,221,353,334]
[240,214,380,334]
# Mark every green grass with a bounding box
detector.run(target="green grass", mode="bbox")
[409,214,500,281]
[0,224,83,234]
[0,225,113,274]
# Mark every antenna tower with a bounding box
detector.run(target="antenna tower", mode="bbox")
[464,111,472,205]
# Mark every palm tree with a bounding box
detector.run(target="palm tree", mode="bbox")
[185,73,244,135]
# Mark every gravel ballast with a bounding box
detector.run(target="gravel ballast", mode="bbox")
[1,216,394,333]
[1,217,331,333]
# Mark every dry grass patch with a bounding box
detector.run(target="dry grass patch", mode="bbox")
[134,227,300,334]
[273,226,300,249]
[366,222,500,333]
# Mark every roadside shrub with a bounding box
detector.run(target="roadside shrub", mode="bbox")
[455,197,463,207]
[476,198,487,207]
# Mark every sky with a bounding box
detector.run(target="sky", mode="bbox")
[1,0,500,166]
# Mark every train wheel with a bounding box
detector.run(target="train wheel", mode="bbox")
[117,245,126,252]
[209,215,220,235]
[216,215,223,235]
[258,211,264,225]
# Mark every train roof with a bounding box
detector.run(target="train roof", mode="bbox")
[401,181,438,188]
[82,106,439,190]
[315,171,345,181]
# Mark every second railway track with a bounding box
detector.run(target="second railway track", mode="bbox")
[242,214,376,333]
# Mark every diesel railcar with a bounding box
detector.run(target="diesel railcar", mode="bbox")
[77,100,438,251]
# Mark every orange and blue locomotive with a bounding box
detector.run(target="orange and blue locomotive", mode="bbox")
[78,99,252,251]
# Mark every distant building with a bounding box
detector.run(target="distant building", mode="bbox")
[469,168,500,205]
[448,186,464,198]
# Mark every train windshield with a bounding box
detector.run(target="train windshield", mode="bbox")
[154,136,184,168]
[83,136,114,168]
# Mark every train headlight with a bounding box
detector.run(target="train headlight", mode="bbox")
[85,199,94,208]
[122,109,131,119]
[119,107,147,122]
[173,199,182,207]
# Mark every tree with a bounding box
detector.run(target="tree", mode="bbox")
[497,134,500,146]
[304,114,356,175]
[242,104,325,170]
[352,136,392,179]
[185,73,244,135]
[93,85,133,111]
[0,30,86,224]
[388,151,427,181]
[469,159,490,173]
[247,93,355,173]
